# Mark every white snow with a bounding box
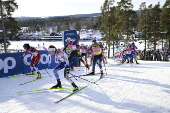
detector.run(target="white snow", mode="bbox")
[7,41,93,50]
[1,59,170,113]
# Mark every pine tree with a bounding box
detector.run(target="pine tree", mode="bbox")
[160,0,170,50]
[116,0,137,46]
[0,0,18,53]
[138,2,149,59]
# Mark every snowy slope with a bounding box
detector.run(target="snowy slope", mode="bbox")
[0,59,170,113]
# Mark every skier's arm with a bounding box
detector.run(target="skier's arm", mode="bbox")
[20,49,29,59]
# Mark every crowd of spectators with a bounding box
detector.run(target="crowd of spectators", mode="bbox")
[137,49,170,61]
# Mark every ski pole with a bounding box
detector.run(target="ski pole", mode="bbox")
[68,72,77,80]
[103,60,107,75]
[69,72,98,85]
[39,62,51,77]
[20,58,29,66]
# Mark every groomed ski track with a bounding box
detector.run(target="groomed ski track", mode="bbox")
[1,59,170,113]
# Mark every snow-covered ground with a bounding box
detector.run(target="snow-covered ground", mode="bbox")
[7,40,163,55]
[1,59,170,113]
[7,40,93,50]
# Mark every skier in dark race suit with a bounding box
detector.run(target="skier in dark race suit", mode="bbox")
[63,37,78,71]
[88,39,104,76]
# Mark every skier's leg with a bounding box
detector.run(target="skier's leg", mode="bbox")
[98,55,103,75]
[84,53,90,70]
[64,68,78,91]
[51,62,65,88]
[89,55,97,75]
[32,56,41,78]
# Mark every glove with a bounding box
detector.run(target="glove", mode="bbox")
[58,58,64,62]
[20,56,23,59]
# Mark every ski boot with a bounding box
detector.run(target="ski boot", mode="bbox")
[36,71,41,79]
[100,70,103,76]
[88,70,95,75]
[71,82,78,91]
[26,70,34,75]
[136,61,139,64]
[100,70,104,79]
[51,79,62,89]
[89,71,95,75]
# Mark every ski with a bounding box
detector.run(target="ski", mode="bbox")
[69,73,99,78]
[78,72,106,77]
[54,86,87,103]
[18,87,71,93]
[3,73,47,78]
[20,75,49,85]
[107,63,126,66]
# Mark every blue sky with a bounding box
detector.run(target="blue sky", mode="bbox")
[12,0,166,17]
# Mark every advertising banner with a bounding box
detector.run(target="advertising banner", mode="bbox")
[63,30,79,46]
[63,30,79,66]
[0,51,58,78]
[0,52,24,78]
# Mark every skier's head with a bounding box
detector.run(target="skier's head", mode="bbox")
[48,45,56,55]
[92,39,96,45]
[23,43,30,50]
[65,37,72,42]
[81,43,84,46]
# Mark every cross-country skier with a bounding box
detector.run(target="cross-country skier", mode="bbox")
[98,42,107,63]
[79,43,90,70]
[48,45,78,91]
[128,43,139,64]
[87,48,93,66]
[88,39,104,75]
[20,43,41,79]
[121,48,134,64]
[63,37,78,71]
